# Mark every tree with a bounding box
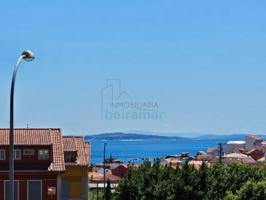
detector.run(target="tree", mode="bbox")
[225,180,266,200]
[205,163,263,200]
[114,160,266,200]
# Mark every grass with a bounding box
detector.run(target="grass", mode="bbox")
[89,189,105,200]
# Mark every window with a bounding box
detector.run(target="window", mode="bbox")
[0,149,6,160]
[14,149,21,160]
[38,149,49,160]
[28,181,42,200]
[5,180,19,200]
[23,149,35,156]
[64,152,77,163]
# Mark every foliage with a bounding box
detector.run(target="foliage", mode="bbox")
[114,160,266,200]
[224,180,266,200]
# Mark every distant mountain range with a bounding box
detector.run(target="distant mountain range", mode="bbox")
[85,132,266,141]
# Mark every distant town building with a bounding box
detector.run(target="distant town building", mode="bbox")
[226,141,246,153]
[88,163,128,190]
[207,148,219,158]
[246,148,264,161]
[261,141,266,155]
[245,135,263,151]
[196,151,215,161]
[222,153,258,166]
[111,164,128,177]
[164,157,182,168]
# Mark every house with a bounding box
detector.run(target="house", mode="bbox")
[262,142,266,155]
[111,164,128,178]
[245,135,263,151]
[222,153,258,166]
[88,171,120,189]
[188,160,205,169]
[246,148,264,161]
[62,136,90,200]
[207,148,219,158]
[163,157,182,168]
[0,128,65,200]
[0,128,90,200]
[226,141,246,153]
[88,163,124,190]
[97,168,112,176]
[196,151,212,161]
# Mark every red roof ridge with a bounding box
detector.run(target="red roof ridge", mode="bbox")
[0,128,62,131]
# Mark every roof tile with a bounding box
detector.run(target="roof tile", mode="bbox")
[63,136,90,166]
[0,128,65,171]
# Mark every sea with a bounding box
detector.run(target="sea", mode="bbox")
[89,138,228,164]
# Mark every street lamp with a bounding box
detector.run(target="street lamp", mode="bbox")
[9,50,35,200]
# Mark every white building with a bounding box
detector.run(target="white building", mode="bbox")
[245,135,263,151]
[227,141,246,153]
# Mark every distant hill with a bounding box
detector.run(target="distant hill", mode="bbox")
[85,132,186,141]
[194,134,247,141]
[85,132,266,142]
[194,134,266,141]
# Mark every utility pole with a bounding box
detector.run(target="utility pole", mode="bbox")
[218,143,224,164]
[103,143,107,198]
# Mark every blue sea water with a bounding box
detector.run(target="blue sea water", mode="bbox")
[90,138,225,164]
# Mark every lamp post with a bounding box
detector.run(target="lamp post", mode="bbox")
[9,50,35,200]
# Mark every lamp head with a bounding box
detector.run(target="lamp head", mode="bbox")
[21,50,35,61]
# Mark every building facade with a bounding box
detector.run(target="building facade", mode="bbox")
[61,136,90,200]
[245,135,263,151]
[226,141,246,153]
[0,128,90,200]
[0,128,65,200]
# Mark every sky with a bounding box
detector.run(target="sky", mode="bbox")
[1,1,266,136]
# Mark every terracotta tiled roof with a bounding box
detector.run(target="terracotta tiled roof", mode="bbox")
[207,148,218,153]
[88,172,120,183]
[111,165,128,177]
[0,128,65,172]
[222,153,257,165]
[48,129,65,171]
[63,136,90,166]
[0,128,53,145]
[246,148,264,161]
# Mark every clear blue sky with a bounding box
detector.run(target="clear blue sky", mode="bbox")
[1,1,266,136]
